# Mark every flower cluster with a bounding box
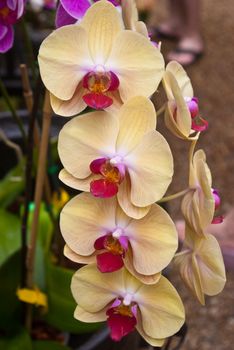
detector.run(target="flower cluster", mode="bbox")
[0,0,25,53]
[38,0,226,345]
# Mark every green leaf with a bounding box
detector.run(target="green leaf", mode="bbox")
[0,210,21,266]
[0,160,24,208]
[33,340,70,350]
[44,258,102,334]
[0,327,32,350]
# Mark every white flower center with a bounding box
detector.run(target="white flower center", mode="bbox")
[112,228,123,238]
[110,156,123,165]
[123,293,133,306]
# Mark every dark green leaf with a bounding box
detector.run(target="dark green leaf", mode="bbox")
[0,328,31,349]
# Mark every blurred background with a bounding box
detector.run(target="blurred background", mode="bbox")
[0,1,233,349]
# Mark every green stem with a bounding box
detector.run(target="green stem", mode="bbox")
[0,78,27,145]
[156,104,166,117]
[158,188,191,203]
[19,18,37,83]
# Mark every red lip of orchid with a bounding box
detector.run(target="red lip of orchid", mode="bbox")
[90,157,125,198]
[82,69,120,109]
[94,230,129,273]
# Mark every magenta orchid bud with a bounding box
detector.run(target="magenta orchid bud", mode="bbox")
[212,188,221,210]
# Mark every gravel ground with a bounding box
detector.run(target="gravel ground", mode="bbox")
[144,2,234,349]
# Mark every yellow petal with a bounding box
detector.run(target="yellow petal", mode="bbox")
[80,0,122,64]
[117,174,151,219]
[64,244,96,264]
[50,84,86,117]
[71,265,141,313]
[124,248,161,285]
[108,30,164,101]
[59,169,99,192]
[195,234,226,296]
[60,193,117,256]
[127,204,178,274]
[116,96,156,154]
[121,0,138,30]
[58,111,118,179]
[164,61,193,99]
[164,71,192,138]
[38,25,90,100]
[126,131,173,206]
[136,276,185,339]
[74,305,107,323]
[136,313,165,347]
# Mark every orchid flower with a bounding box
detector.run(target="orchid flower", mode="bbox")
[56,0,120,28]
[38,0,164,116]
[0,0,25,53]
[175,225,226,305]
[182,148,217,236]
[58,96,173,219]
[163,61,208,139]
[71,265,185,344]
[60,192,178,283]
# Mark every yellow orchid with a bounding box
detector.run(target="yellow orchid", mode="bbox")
[58,96,173,219]
[163,61,208,139]
[175,226,226,305]
[71,265,185,345]
[38,0,164,117]
[60,192,178,284]
[121,0,148,37]
[181,148,216,236]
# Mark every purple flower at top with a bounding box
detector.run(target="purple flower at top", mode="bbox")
[0,0,25,53]
[55,0,121,28]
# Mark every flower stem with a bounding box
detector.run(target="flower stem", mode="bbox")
[25,90,53,331]
[156,104,166,117]
[158,188,191,203]
[0,78,27,145]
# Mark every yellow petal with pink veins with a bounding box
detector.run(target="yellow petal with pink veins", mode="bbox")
[38,25,90,100]
[164,61,193,99]
[127,204,178,275]
[135,276,185,339]
[50,83,86,117]
[117,174,151,219]
[108,30,164,101]
[80,0,122,64]
[58,111,118,179]
[59,169,99,192]
[74,305,107,323]
[116,96,156,154]
[60,193,117,256]
[126,131,173,207]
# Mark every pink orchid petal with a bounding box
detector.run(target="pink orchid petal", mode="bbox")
[90,179,119,198]
[191,116,208,132]
[187,97,199,118]
[212,189,221,210]
[108,71,120,91]
[96,252,124,273]
[212,216,224,224]
[0,25,14,53]
[94,235,107,250]
[115,163,126,182]
[106,308,137,341]
[83,93,113,110]
[111,299,122,308]
[55,3,77,28]
[90,158,107,174]
[60,0,90,19]
[0,25,8,41]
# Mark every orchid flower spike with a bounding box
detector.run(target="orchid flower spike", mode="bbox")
[58,96,173,219]
[175,225,226,305]
[182,147,216,237]
[38,0,164,116]
[0,0,25,53]
[60,193,178,283]
[71,265,185,345]
[163,61,208,139]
